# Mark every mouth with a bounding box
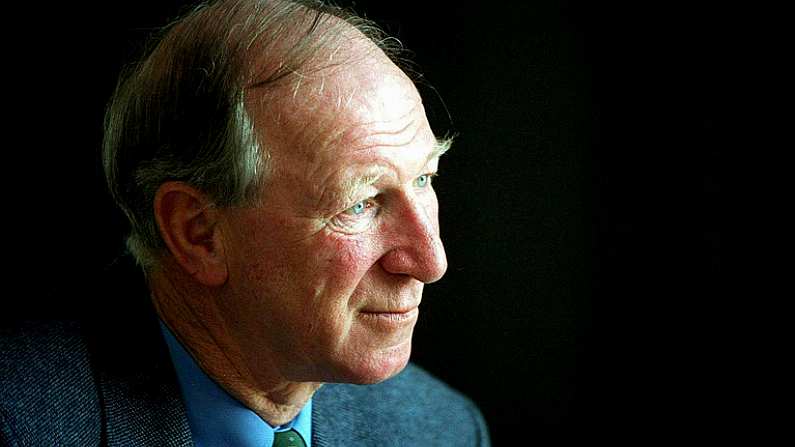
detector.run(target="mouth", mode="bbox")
[358,307,419,329]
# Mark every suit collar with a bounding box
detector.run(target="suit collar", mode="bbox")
[86,256,194,446]
[96,363,193,446]
[311,383,361,447]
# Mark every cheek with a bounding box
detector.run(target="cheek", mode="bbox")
[314,233,384,295]
[230,211,386,318]
[303,234,385,349]
[225,213,311,307]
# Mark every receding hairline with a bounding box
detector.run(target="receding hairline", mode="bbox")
[242,12,408,113]
[243,5,400,90]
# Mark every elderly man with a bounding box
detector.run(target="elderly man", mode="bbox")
[0,0,489,445]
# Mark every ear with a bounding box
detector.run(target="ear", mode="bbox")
[153,181,228,286]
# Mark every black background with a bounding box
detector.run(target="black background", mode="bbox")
[6,0,724,444]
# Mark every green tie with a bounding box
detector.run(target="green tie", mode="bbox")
[273,428,306,447]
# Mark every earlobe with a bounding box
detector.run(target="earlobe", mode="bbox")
[153,182,229,286]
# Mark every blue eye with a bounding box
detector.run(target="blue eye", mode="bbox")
[415,174,431,188]
[349,200,367,215]
[332,198,379,233]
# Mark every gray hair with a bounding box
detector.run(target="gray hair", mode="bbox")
[103,0,404,270]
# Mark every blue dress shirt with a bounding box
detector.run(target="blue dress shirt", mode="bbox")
[160,322,312,447]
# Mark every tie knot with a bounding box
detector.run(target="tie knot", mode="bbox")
[273,428,306,447]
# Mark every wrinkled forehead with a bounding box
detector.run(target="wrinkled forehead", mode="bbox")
[245,30,426,162]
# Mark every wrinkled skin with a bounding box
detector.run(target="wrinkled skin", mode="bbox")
[216,43,448,388]
[153,35,449,425]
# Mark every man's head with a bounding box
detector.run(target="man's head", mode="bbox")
[104,0,399,269]
[104,0,450,386]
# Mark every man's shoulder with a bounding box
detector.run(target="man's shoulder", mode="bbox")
[374,362,479,410]
[0,319,96,389]
[0,319,102,446]
[314,363,490,446]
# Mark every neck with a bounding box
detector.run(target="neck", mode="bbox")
[149,263,321,426]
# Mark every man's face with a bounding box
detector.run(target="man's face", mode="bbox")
[216,45,448,386]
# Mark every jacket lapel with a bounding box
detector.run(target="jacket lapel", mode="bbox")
[311,383,361,447]
[97,365,193,446]
[87,257,194,446]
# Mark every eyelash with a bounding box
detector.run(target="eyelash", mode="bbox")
[345,198,378,217]
[329,173,436,233]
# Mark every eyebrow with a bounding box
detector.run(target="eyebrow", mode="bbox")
[349,135,454,193]
[320,135,455,213]
[429,134,455,163]
[317,166,386,213]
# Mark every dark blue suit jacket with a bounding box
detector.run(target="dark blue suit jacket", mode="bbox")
[1,260,489,446]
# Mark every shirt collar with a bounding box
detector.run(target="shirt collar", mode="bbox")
[160,321,312,447]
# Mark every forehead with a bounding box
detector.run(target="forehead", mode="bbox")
[246,36,434,171]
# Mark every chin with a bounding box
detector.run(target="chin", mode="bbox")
[331,339,413,385]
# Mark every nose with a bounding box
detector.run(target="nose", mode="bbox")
[379,192,448,283]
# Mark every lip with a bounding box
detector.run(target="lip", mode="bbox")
[358,307,419,329]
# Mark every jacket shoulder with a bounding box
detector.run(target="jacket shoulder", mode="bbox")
[0,320,101,446]
[314,363,490,446]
